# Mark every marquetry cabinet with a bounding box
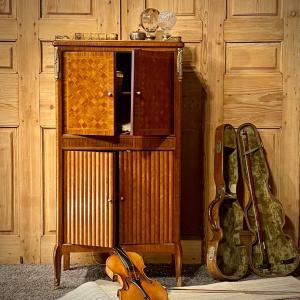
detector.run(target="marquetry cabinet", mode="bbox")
[53,40,184,286]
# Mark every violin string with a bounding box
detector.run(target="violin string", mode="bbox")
[117,247,139,281]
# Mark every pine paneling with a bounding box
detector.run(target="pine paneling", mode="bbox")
[42,129,56,235]
[226,43,281,73]
[0,128,17,233]
[0,41,16,72]
[0,74,18,125]
[227,0,280,17]
[39,74,55,127]
[281,0,300,243]
[224,74,282,127]
[224,18,283,42]
[41,0,93,18]
[0,0,16,18]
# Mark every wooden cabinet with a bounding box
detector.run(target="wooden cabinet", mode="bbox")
[53,40,184,287]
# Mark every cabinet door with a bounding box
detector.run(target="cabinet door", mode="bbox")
[131,50,174,136]
[62,51,115,136]
[64,151,115,247]
[119,151,174,244]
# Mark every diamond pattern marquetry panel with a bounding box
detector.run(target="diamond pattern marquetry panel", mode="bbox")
[63,51,115,136]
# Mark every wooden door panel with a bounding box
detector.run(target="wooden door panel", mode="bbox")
[131,50,174,136]
[119,151,174,245]
[62,51,115,136]
[227,0,280,17]
[64,151,114,247]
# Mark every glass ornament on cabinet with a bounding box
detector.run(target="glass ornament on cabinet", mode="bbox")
[158,11,177,40]
[140,8,160,40]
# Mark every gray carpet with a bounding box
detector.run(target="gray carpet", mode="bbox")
[0,263,295,300]
[0,263,217,299]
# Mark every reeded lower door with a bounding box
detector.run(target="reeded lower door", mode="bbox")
[62,51,115,136]
[64,151,115,247]
[131,50,174,136]
[119,150,174,244]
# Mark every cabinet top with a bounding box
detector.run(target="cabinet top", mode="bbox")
[53,40,184,49]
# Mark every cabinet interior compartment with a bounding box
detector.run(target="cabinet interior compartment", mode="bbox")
[116,52,132,135]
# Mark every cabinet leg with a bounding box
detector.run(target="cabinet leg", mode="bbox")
[63,253,70,271]
[53,244,62,288]
[175,243,182,287]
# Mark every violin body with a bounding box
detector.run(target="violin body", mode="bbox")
[237,123,300,277]
[207,124,249,280]
[106,247,168,300]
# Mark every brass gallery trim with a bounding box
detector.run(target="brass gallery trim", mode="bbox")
[177,48,183,81]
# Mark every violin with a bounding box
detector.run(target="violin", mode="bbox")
[105,246,168,300]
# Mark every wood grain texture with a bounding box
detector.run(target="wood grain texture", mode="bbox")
[18,0,41,263]
[63,51,115,135]
[42,129,56,235]
[203,0,225,246]
[224,74,282,127]
[0,128,17,233]
[0,0,16,18]
[280,0,300,244]
[119,151,174,245]
[227,0,280,17]
[226,43,281,73]
[40,41,54,73]
[41,0,93,18]
[0,41,16,72]
[64,151,114,247]
[132,50,174,136]
[0,74,18,125]
[224,17,283,41]
[0,19,17,40]
[39,74,55,127]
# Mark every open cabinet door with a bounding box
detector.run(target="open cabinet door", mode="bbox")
[131,50,174,136]
[62,51,116,136]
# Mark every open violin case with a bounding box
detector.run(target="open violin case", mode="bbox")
[207,123,300,280]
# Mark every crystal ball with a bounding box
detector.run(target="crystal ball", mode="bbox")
[140,8,160,34]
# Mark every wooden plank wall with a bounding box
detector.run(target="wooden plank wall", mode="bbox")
[0,0,299,264]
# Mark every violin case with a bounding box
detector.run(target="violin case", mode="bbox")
[207,124,249,280]
[207,123,300,280]
[237,123,300,277]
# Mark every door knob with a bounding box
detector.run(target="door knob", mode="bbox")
[120,196,124,201]
[107,92,113,97]
[135,91,141,95]
[107,198,113,202]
